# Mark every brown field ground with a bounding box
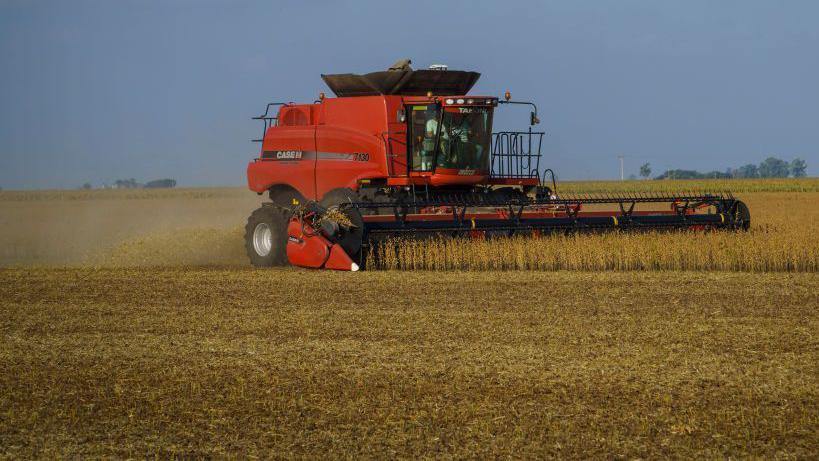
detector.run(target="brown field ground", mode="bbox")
[1,269,817,458]
[0,179,817,458]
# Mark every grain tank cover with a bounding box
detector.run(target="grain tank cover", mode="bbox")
[321,69,481,97]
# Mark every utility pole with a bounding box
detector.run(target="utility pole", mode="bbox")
[618,155,624,181]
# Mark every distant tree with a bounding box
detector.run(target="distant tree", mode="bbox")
[790,158,808,178]
[114,178,141,189]
[144,179,177,189]
[705,170,731,179]
[628,174,637,180]
[758,157,791,178]
[639,163,652,179]
[655,169,732,180]
[733,164,759,178]
[655,169,701,180]
[82,182,92,190]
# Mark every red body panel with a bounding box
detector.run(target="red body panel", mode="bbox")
[315,96,394,198]
[247,95,499,200]
[324,245,358,271]
[248,126,317,198]
[286,219,329,267]
[285,218,358,271]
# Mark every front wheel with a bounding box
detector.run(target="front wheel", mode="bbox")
[244,205,290,267]
[731,200,751,231]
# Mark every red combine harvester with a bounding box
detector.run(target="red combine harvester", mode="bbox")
[245,60,750,271]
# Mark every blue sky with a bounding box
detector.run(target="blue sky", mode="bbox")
[1,0,817,189]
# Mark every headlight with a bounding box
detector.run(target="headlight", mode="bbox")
[456,98,465,104]
[445,98,454,104]
[466,99,474,104]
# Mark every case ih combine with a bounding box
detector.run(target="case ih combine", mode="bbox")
[245,60,750,271]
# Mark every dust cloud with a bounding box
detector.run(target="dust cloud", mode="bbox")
[0,188,265,268]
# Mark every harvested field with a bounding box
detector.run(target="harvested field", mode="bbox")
[1,180,817,457]
[1,268,817,458]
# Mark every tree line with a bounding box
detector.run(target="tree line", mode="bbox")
[638,157,808,180]
[80,178,177,189]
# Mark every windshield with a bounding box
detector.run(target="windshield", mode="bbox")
[438,107,492,171]
[409,105,493,172]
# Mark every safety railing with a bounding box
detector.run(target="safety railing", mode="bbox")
[490,129,544,179]
[251,102,290,143]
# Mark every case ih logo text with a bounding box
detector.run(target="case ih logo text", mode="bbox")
[458,107,487,114]
[276,150,303,160]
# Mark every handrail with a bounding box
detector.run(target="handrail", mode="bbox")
[253,102,291,120]
[379,131,407,177]
[490,129,544,180]
[541,168,557,194]
[252,102,291,143]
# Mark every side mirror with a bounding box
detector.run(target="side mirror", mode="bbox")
[530,111,540,126]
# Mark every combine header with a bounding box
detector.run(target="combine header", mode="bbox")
[245,60,750,271]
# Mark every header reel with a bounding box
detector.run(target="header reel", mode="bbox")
[275,192,750,271]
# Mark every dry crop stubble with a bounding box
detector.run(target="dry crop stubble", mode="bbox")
[0,268,816,458]
[1,180,817,457]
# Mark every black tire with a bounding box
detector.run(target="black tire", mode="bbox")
[244,205,290,267]
[320,187,359,209]
[319,188,365,258]
[269,186,306,210]
[488,187,527,205]
[322,187,391,216]
[732,200,751,231]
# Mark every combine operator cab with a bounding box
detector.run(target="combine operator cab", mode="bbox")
[408,100,494,174]
[244,60,749,271]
